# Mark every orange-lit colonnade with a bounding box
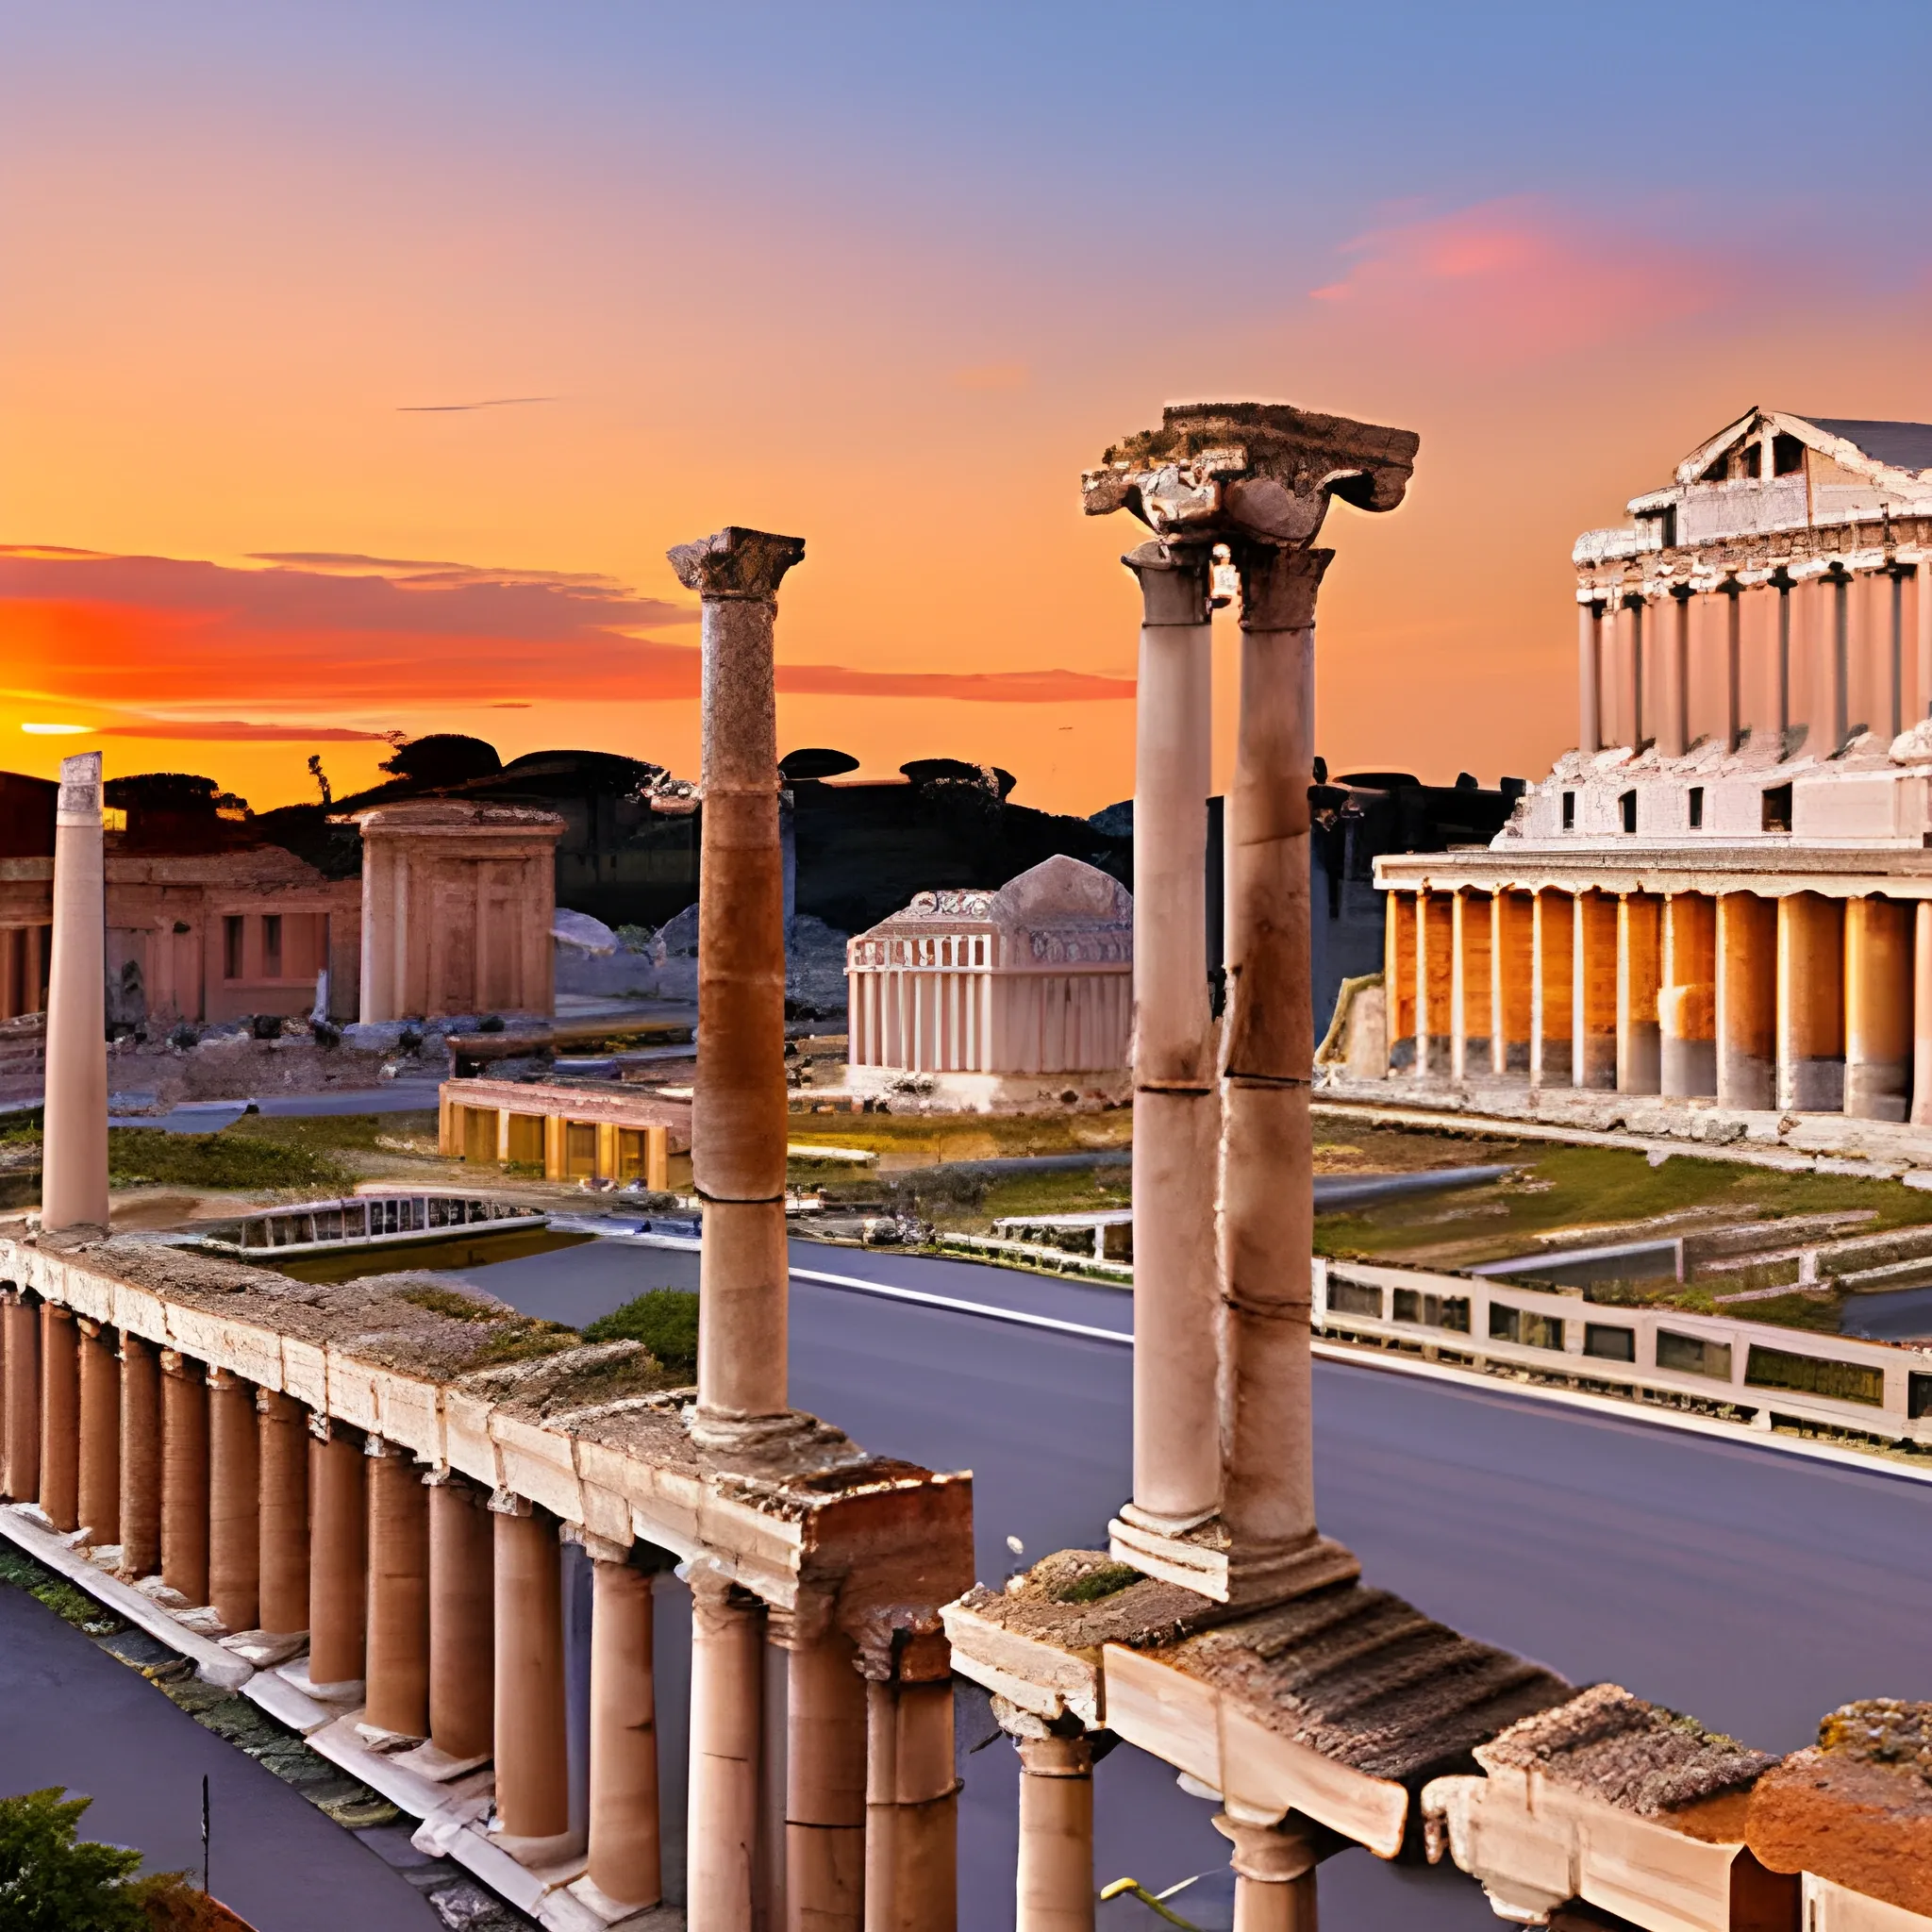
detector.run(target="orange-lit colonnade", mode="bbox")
[1379,860,1932,1123]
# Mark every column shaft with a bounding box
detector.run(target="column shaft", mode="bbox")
[207,1371,259,1632]
[784,1622,866,1930]
[308,1424,367,1687]
[1778,893,1846,1112]
[3,1293,41,1504]
[75,1320,119,1544]
[1917,565,1932,723]
[1724,588,1742,751]
[1490,892,1533,1076]
[1414,891,1453,1075]
[364,1441,430,1738]
[1615,894,1661,1095]
[1121,542,1218,1527]
[1915,902,1932,1128]
[1449,891,1491,1083]
[1015,1734,1093,1932]
[39,1304,79,1532]
[589,1557,662,1910]
[493,1503,569,1840]
[1889,569,1906,739]
[1665,589,1690,757]
[1844,897,1913,1122]
[42,753,108,1232]
[1620,599,1645,748]
[1572,892,1618,1090]
[116,1333,159,1576]
[428,1474,495,1760]
[257,1391,309,1637]
[1530,892,1573,1086]
[1576,600,1602,754]
[1717,893,1778,1109]
[1384,891,1416,1070]
[863,1675,956,1932]
[689,1572,764,1926]
[1659,894,1717,1099]
[1775,580,1792,735]
[1829,573,1850,750]
[159,1352,209,1605]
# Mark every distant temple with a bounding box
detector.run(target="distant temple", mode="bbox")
[844,854,1132,1108]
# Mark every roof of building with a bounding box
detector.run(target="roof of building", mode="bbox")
[854,854,1131,944]
[1805,418,1932,474]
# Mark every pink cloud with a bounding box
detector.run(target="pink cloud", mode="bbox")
[1310,194,1732,358]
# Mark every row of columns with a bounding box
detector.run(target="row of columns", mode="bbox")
[1578,565,1931,758]
[1388,884,1932,1122]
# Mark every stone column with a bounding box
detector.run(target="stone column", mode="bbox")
[1778,893,1846,1112]
[1660,894,1717,1099]
[1414,890,1453,1077]
[2,1291,39,1504]
[1117,540,1218,1532]
[781,1607,866,1930]
[1844,897,1913,1122]
[364,1438,429,1739]
[1530,892,1573,1087]
[1717,893,1778,1110]
[1617,597,1645,748]
[1214,1815,1318,1932]
[1887,567,1907,740]
[257,1391,309,1638]
[116,1332,159,1577]
[667,526,806,1450]
[689,1565,764,1926]
[1450,890,1491,1084]
[1664,587,1691,758]
[863,1652,957,1932]
[1011,1723,1093,1932]
[308,1420,367,1688]
[1572,891,1618,1090]
[1217,541,1355,1591]
[492,1497,570,1842]
[39,1303,79,1533]
[1615,894,1661,1095]
[1576,598,1603,754]
[1827,569,1851,751]
[1384,891,1416,1069]
[1916,563,1932,724]
[159,1351,209,1606]
[1490,892,1533,1076]
[75,1319,119,1545]
[426,1472,494,1762]
[1723,584,1743,751]
[1774,574,1793,737]
[42,752,108,1233]
[586,1546,662,1911]
[206,1370,258,1633]
[1914,903,1932,1129]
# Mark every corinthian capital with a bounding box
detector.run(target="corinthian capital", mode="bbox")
[1083,400,1418,547]
[667,525,807,601]
[1121,538,1214,627]
[1234,542,1332,631]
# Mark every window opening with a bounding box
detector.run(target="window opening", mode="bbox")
[1620,791,1638,835]
[1688,787,1704,830]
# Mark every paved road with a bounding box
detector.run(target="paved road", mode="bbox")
[0,1589,441,1931]
[111,1082,446,1132]
[458,1234,1932,1929]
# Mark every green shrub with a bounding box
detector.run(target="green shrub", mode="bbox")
[106,1129,350,1192]
[0,1787,155,1930]
[583,1291,700,1376]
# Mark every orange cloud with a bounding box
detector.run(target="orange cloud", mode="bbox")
[1309,194,1732,358]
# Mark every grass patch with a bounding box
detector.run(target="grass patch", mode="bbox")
[397,1283,503,1323]
[221,1108,441,1155]
[466,1317,580,1366]
[1053,1562,1140,1605]
[583,1290,699,1377]
[0,1548,125,1637]
[106,1128,351,1193]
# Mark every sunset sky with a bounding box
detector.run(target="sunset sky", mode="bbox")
[4,3,1929,816]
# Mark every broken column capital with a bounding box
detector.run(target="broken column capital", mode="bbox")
[1212,1812,1319,1883]
[1234,542,1333,633]
[1120,539,1214,627]
[57,751,102,824]
[667,525,807,603]
[1084,401,1418,546]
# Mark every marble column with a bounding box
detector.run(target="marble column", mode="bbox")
[689,1566,764,1926]
[1615,894,1662,1095]
[1617,597,1645,748]
[207,1370,258,1633]
[1774,574,1793,738]
[1384,891,1416,1068]
[1916,564,1932,724]
[308,1420,367,1688]
[1576,598,1603,754]
[1572,891,1619,1090]
[666,525,806,1450]
[1449,890,1491,1083]
[1214,1814,1318,1932]
[1529,892,1573,1087]
[587,1548,662,1912]
[492,1498,570,1842]
[1844,897,1913,1122]
[1115,540,1218,1532]
[42,753,108,1233]
[364,1438,430,1739]
[1887,567,1907,740]
[1827,569,1851,751]
[1778,893,1846,1112]
[1490,891,1533,1077]
[427,1472,494,1762]
[782,1611,866,1929]
[257,1391,309,1638]
[1414,890,1455,1077]
[75,1319,119,1545]
[1914,902,1932,1129]
[1660,894,1717,1099]
[1723,584,1743,751]
[159,1350,209,1606]
[116,1332,159,1577]
[1664,587,1691,758]
[863,1663,957,1932]
[1717,893,1778,1110]
[1013,1729,1093,1932]
[2,1291,40,1504]
[39,1303,79,1533]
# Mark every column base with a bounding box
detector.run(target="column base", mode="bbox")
[391,1739,492,1783]
[565,1872,676,1926]
[488,1821,588,1867]
[1108,1515,1359,1607]
[275,1657,366,1707]
[219,1627,308,1668]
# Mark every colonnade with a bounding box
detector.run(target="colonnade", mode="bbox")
[1577,561,1931,757]
[1385,882,1932,1123]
